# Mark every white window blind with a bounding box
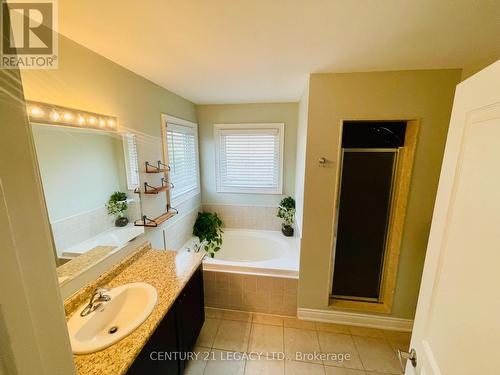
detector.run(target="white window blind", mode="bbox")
[166,121,200,202]
[123,133,139,190]
[215,123,284,194]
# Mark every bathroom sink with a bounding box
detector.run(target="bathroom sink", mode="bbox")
[67,282,157,354]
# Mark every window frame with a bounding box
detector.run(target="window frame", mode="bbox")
[214,123,284,194]
[161,114,201,206]
[122,133,140,191]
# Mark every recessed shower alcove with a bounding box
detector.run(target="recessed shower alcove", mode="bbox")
[330,120,419,313]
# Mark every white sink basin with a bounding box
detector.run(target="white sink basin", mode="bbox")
[67,282,157,354]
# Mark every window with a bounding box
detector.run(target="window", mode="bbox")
[215,123,284,194]
[163,115,200,204]
[123,133,139,190]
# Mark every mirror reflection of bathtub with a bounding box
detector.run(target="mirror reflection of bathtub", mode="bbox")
[182,228,299,315]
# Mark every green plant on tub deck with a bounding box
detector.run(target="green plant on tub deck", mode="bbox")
[277,196,295,237]
[107,191,129,227]
[192,212,224,258]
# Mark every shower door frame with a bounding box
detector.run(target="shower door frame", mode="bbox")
[331,147,400,303]
[328,119,420,314]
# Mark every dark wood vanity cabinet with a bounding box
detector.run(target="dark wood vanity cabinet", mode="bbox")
[126,266,205,375]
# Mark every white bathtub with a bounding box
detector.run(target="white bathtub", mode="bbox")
[182,229,299,278]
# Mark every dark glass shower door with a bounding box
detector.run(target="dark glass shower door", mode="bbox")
[331,149,398,301]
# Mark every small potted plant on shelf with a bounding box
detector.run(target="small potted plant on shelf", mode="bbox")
[192,212,223,258]
[277,196,295,237]
[107,191,129,227]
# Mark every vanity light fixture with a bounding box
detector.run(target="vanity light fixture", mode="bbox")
[29,106,44,117]
[26,101,118,131]
[50,110,61,122]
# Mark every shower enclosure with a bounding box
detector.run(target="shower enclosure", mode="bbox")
[331,121,406,302]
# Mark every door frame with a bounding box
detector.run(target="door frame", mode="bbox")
[329,119,420,313]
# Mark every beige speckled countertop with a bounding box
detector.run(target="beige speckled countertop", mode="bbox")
[64,242,204,375]
[57,246,117,281]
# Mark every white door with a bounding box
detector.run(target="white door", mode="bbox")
[406,60,500,375]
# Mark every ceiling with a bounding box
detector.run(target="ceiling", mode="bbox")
[58,0,500,104]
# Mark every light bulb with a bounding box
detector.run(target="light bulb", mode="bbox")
[63,112,73,121]
[107,119,115,128]
[88,117,96,125]
[50,111,61,121]
[78,116,85,125]
[30,107,43,116]
[99,119,105,127]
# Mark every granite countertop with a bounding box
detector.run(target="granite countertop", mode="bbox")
[64,242,205,375]
[57,246,117,281]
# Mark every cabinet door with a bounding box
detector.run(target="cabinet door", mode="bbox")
[176,267,205,354]
[126,306,180,375]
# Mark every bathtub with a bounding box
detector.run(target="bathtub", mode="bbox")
[182,228,299,278]
[182,228,300,315]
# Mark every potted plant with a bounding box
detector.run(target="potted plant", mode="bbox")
[107,191,129,227]
[277,196,295,237]
[192,212,223,258]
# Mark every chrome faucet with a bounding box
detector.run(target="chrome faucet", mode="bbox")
[80,287,111,317]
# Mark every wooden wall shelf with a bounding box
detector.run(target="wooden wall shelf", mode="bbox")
[143,179,173,195]
[145,161,170,174]
[134,211,177,227]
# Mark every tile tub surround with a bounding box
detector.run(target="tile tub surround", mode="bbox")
[63,242,204,375]
[188,307,410,375]
[164,206,200,250]
[203,271,298,316]
[202,204,284,231]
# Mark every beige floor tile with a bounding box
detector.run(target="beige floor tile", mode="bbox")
[206,307,224,319]
[381,330,411,342]
[387,338,410,356]
[316,322,351,334]
[383,330,411,354]
[253,313,284,326]
[196,318,220,348]
[352,336,401,374]
[223,309,253,322]
[204,350,245,375]
[283,317,316,330]
[284,327,322,363]
[284,360,325,375]
[249,323,284,353]
[348,326,385,339]
[317,331,363,370]
[245,358,285,375]
[324,365,366,374]
[184,347,210,375]
[213,319,251,352]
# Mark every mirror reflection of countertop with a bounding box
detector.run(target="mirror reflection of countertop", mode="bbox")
[57,246,117,282]
[63,242,204,375]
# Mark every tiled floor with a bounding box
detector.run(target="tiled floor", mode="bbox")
[186,308,411,375]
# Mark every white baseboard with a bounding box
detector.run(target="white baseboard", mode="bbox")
[297,308,413,332]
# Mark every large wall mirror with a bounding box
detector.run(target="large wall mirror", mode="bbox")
[28,102,145,285]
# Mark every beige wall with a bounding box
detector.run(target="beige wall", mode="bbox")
[196,103,298,206]
[1,68,76,374]
[294,83,310,236]
[298,69,462,319]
